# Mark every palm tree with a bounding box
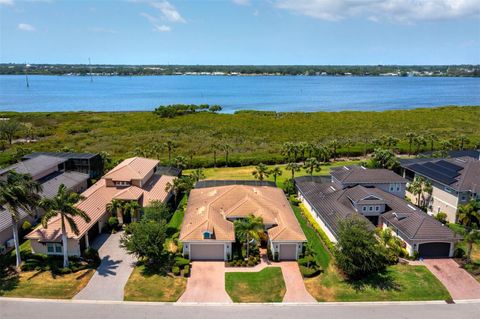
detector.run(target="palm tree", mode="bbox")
[0,171,42,268]
[303,157,321,176]
[107,199,125,225]
[190,168,205,182]
[124,200,141,223]
[286,162,301,179]
[211,143,220,168]
[405,132,417,156]
[173,155,188,170]
[222,143,232,167]
[165,177,187,205]
[40,184,90,267]
[408,177,424,205]
[458,135,470,150]
[343,138,353,158]
[425,131,437,152]
[234,214,264,258]
[252,163,269,181]
[269,166,282,184]
[328,139,341,161]
[315,144,330,163]
[457,200,480,263]
[413,135,426,154]
[163,140,177,162]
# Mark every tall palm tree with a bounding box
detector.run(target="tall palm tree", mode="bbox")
[234,214,264,258]
[165,177,185,205]
[425,131,437,152]
[0,171,41,268]
[315,144,330,163]
[124,200,141,223]
[190,168,205,183]
[405,132,417,156]
[303,157,321,176]
[457,200,480,263]
[252,163,269,181]
[413,135,426,154]
[163,140,177,162]
[107,199,125,225]
[286,162,301,179]
[328,139,341,161]
[269,166,282,184]
[222,143,232,167]
[40,184,90,267]
[458,135,470,150]
[173,155,188,170]
[211,143,220,168]
[343,138,353,158]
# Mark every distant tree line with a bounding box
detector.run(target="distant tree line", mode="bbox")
[153,104,222,118]
[1,63,479,77]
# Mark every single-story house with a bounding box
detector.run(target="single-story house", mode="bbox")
[26,157,179,256]
[180,180,307,261]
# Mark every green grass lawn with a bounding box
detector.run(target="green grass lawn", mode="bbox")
[291,204,331,269]
[184,160,359,189]
[225,267,286,303]
[124,265,187,302]
[2,106,478,168]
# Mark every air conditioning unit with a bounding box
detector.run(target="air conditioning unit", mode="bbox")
[6,238,15,248]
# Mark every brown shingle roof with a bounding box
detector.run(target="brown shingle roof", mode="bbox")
[180,185,306,242]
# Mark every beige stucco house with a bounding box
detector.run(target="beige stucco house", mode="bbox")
[179,181,307,261]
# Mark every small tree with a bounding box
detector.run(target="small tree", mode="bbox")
[457,200,480,263]
[234,214,264,258]
[163,140,177,162]
[0,120,23,145]
[107,199,125,225]
[190,168,205,182]
[286,162,301,180]
[252,163,269,181]
[124,201,141,223]
[303,157,321,176]
[334,218,389,279]
[269,166,282,184]
[369,148,399,170]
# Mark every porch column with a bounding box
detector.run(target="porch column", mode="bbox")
[85,233,90,248]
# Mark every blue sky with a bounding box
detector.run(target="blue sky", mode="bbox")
[1,0,479,65]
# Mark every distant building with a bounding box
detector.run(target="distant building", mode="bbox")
[22,152,104,179]
[400,156,480,223]
[296,167,460,258]
[0,155,89,253]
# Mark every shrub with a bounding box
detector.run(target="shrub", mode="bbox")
[283,179,296,195]
[435,212,448,224]
[299,204,335,252]
[83,247,101,265]
[174,256,190,269]
[183,265,190,277]
[22,220,32,232]
[172,266,180,276]
[454,247,466,258]
[289,195,301,205]
[274,252,279,262]
[108,216,119,230]
[299,265,322,278]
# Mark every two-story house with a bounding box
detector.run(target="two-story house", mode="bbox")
[26,157,179,257]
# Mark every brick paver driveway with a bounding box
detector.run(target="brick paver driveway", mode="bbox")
[423,259,480,300]
[74,231,136,301]
[178,261,232,303]
[280,262,316,303]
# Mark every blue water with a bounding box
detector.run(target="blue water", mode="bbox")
[0,75,479,113]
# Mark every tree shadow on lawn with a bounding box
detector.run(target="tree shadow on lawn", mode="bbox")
[0,267,20,294]
[346,270,401,292]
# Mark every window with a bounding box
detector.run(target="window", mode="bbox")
[375,206,379,211]
[369,206,373,211]
[362,206,367,212]
[396,185,401,192]
[115,181,130,187]
[46,243,62,254]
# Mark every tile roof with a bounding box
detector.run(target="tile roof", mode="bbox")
[180,184,306,242]
[22,152,99,160]
[0,155,67,179]
[331,166,407,184]
[103,157,159,181]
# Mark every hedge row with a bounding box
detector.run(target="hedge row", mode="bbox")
[298,203,336,253]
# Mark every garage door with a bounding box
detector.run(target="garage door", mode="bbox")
[418,242,451,258]
[190,244,225,260]
[279,244,297,260]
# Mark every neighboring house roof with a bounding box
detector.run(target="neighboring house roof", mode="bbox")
[180,184,306,242]
[103,157,159,181]
[0,155,66,178]
[296,178,458,242]
[418,149,480,160]
[0,171,89,234]
[26,158,176,242]
[402,157,480,193]
[22,152,99,160]
[331,166,407,184]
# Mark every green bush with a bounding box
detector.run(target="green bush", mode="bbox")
[435,212,448,224]
[174,256,190,268]
[183,265,190,277]
[108,216,119,230]
[22,220,32,232]
[299,265,322,278]
[83,247,101,265]
[454,247,466,258]
[289,195,301,205]
[299,204,335,252]
[172,266,180,276]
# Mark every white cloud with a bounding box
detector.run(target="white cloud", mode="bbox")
[233,0,251,5]
[153,24,171,32]
[18,23,36,31]
[0,0,14,6]
[275,0,480,23]
[150,1,185,23]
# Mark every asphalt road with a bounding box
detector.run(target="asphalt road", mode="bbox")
[1,298,479,319]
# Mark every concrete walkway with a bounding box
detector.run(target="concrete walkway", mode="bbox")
[74,231,136,301]
[178,261,232,303]
[420,259,480,301]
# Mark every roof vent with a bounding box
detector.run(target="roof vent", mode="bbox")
[343,166,350,170]
[360,166,367,170]
[407,204,417,211]
[393,212,408,220]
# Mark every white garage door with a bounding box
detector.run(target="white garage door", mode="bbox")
[190,244,225,260]
[279,244,297,260]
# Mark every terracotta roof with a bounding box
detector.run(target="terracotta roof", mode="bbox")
[103,157,159,181]
[331,166,407,184]
[26,158,175,242]
[180,184,306,242]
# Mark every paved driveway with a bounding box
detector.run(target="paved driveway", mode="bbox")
[280,262,316,303]
[423,259,480,300]
[178,261,232,303]
[74,231,136,301]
